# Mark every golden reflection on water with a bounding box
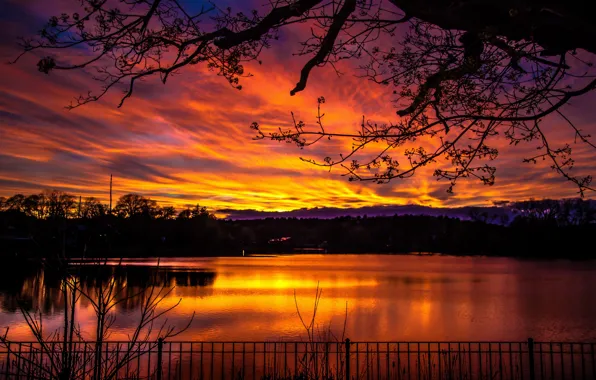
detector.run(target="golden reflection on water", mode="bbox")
[2,255,596,342]
[209,273,378,290]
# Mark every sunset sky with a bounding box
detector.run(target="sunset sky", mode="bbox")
[1,0,596,215]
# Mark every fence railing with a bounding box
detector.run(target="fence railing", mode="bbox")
[1,338,595,379]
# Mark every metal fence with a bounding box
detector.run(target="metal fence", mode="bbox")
[1,339,595,379]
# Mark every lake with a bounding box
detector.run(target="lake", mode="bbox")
[1,254,596,342]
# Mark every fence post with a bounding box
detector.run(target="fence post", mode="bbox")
[345,338,351,380]
[5,342,10,378]
[325,342,329,379]
[528,337,535,380]
[157,338,163,380]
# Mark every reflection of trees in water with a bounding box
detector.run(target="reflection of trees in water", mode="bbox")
[0,266,65,314]
[0,265,216,314]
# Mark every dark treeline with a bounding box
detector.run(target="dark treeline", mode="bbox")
[0,191,207,220]
[0,190,218,257]
[1,190,595,259]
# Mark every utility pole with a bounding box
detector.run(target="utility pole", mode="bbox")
[109,174,113,214]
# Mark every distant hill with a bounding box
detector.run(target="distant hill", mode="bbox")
[218,204,515,223]
[219,199,596,223]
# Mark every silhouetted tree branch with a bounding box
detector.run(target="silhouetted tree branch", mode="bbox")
[0,258,194,380]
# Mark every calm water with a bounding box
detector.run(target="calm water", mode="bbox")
[1,254,596,342]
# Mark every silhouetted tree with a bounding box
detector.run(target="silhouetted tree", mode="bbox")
[44,190,76,219]
[510,198,596,226]
[5,194,26,212]
[140,198,160,218]
[0,197,7,212]
[176,209,192,220]
[560,199,596,225]
[114,193,153,218]
[158,206,177,220]
[80,197,107,219]
[468,208,488,223]
[13,0,596,194]
[23,193,49,219]
[177,204,213,220]
[512,199,560,222]
[499,214,510,226]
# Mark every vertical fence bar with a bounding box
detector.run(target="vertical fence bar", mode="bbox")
[190,343,194,379]
[27,343,34,380]
[571,343,576,380]
[398,342,402,380]
[115,342,120,380]
[16,342,22,379]
[581,343,585,380]
[242,343,245,379]
[539,342,544,380]
[427,342,433,380]
[345,339,351,380]
[6,339,596,380]
[6,342,10,378]
[209,342,215,379]
[408,342,412,380]
[179,342,183,380]
[157,338,163,380]
[469,343,473,380]
[591,343,595,380]
[273,342,277,379]
[560,343,565,380]
[326,342,330,380]
[376,342,380,380]
[123,342,129,378]
[519,342,525,380]
[366,342,369,380]
[315,342,319,379]
[137,342,142,378]
[527,338,535,380]
[488,342,492,379]
[221,343,225,380]
[105,341,109,379]
[458,342,463,380]
[478,342,482,380]
[438,342,441,379]
[417,343,421,380]
[357,342,360,379]
[167,342,172,380]
[252,343,257,379]
[294,342,298,378]
[200,342,204,380]
[337,342,340,380]
[498,342,503,380]
[447,343,452,380]
[386,343,390,380]
[549,342,554,380]
[263,343,266,378]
